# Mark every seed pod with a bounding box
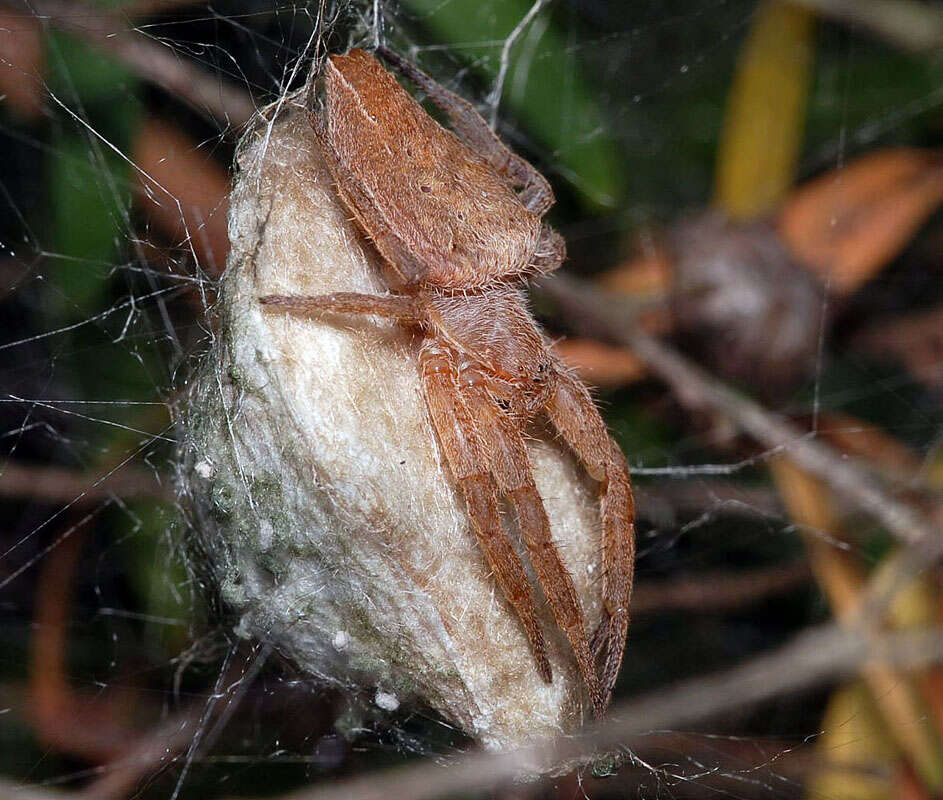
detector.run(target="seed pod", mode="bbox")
[177,102,605,755]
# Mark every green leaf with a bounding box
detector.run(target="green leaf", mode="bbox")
[714,1,815,218]
[47,30,135,106]
[400,0,627,209]
[45,30,139,317]
[49,132,130,314]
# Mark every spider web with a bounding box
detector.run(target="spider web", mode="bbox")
[1,0,942,798]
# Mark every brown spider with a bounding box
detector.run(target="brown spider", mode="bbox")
[259,47,635,714]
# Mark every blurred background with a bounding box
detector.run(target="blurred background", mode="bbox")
[1,0,942,797]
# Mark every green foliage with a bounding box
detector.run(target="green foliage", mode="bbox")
[401,0,627,209]
[46,31,139,318]
[48,131,129,313]
[807,41,943,157]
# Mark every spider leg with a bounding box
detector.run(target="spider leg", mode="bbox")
[530,226,566,276]
[259,292,422,323]
[462,383,604,715]
[545,371,636,708]
[420,347,552,683]
[376,46,555,215]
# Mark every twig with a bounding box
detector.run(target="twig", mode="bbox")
[5,0,256,129]
[632,561,811,615]
[272,624,943,800]
[0,460,169,504]
[487,0,550,127]
[635,482,784,526]
[541,274,942,553]
[789,0,943,53]
[75,709,201,800]
[853,306,943,391]
[0,776,69,799]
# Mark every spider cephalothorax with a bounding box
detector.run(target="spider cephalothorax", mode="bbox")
[260,47,635,714]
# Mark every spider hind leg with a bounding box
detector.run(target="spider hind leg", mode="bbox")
[546,372,636,708]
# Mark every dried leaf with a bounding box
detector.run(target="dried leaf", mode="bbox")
[133,117,230,277]
[714,1,815,218]
[772,459,943,791]
[554,338,645,388]
[778,149,943,293]
[0,10,44,121]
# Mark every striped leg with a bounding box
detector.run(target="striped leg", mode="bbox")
[420,347,551,682]
[462,383,603,714]
[546,371,636,707]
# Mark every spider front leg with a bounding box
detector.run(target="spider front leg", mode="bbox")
[530,226,566,276]
[545,371,636,707]
[461,380,605,715]
[259,292,422,322]
[420,346,552,683]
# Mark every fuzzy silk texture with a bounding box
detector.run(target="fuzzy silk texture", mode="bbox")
[178,102,606,753]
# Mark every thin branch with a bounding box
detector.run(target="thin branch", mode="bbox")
[0,777,68,799]
[275,624,943,800]
[632,561,812,615]
[790,0,943,53]
[0,460,169,504]
[6,0,256,129]
[541,274,942,554]
[853,305,943,391]
[636,480,782,518]
[72,712,198,800]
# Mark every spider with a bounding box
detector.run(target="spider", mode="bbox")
[259,47,635,714]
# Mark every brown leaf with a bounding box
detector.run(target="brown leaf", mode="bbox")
[132,116,231,277]
[597,247,672,298]
[553,337,645,387]
[778,148,943,294]
[816,411,922,477]
[0,10,44,121]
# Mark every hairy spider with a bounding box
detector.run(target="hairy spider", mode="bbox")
[259,47,635,714]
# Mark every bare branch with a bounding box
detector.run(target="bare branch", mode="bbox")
[74,710,201,800]
[275,624,943,800]
[4,0,256,129]
[632,561,811,615]
[853,305,943,391]
[0,461,169,504]
[541,274,942,554]
[0,776,69,799]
